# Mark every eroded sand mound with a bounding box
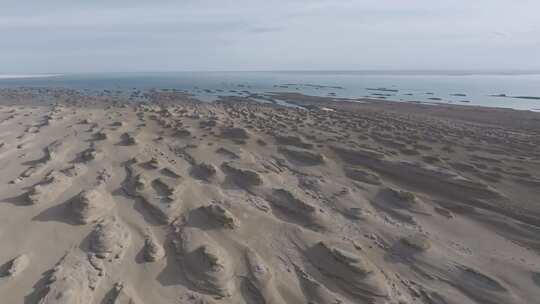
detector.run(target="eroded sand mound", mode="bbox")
[106,282,143,304]
[244,248,286,304]
[26,170,72,205]
[37,251,102,304]
[307,241,389,301]
[123,160,184,224]
[88,216,131,260]
[266,188,329,230]
[2,254,30,278]
[174,227,235,297]
[69,186,114,224]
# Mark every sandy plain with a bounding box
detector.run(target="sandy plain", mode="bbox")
[0,88,540,303]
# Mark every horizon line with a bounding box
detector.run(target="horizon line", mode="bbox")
[2,69,540,77]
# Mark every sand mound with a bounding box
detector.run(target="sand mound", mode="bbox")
[124,162,184,224]
[13,166,41,184]
[332,187,371,220]
[11,140,68,183]
[69,187,114,224]
[385,188,425,210]
[200,204,239,229]
[2,254,30,278]
[107,282,143,304]
[93,130,108,140]
[200,118,218,129]
[88,216,131,260]
[306,241,389,302]
[37,251,102,304]
[273,133,313,149]
[454,266,518,304]
[220,127,250,140]
[401,234,432,251]
[221,161,263,188]
[244,248,286,304]
[120,132,138,145]
[79,118,92,125]
[78,147,102,162]
[278,146,326,165]
[174,128,192,138]
[293,264,351,304]
[266,188,327,229]
[142,231,165,262]
[175,227,235,297]
[344,167,381,185]
[190,162,219,181]
[215,147,241,159]
[27,170,72,205]
[331,145,385,164]
[372,187,429,224]
[145,157,161,169]
[44,140,65,161]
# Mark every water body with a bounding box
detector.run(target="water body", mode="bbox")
[0,71,539,110]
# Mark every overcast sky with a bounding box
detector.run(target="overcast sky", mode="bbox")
[1,0,539,73]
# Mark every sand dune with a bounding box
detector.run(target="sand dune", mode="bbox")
[1,92,540,303]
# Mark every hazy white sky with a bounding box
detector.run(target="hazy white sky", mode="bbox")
[1,0,539,73]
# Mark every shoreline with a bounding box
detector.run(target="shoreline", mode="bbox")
[1,71,539,110]
[2,85,540,112]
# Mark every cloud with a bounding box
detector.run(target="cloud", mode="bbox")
[250,27,283,34]
[0,0,539,73]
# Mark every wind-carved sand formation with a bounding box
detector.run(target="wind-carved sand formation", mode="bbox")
[1,89,540,303]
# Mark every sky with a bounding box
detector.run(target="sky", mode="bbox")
[1,0,539,73]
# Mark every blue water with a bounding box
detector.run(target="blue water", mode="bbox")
[0,71,539,110]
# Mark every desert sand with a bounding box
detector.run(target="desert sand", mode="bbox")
[1,89,540,304]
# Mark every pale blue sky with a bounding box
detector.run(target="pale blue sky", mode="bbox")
[1,0,539,73]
